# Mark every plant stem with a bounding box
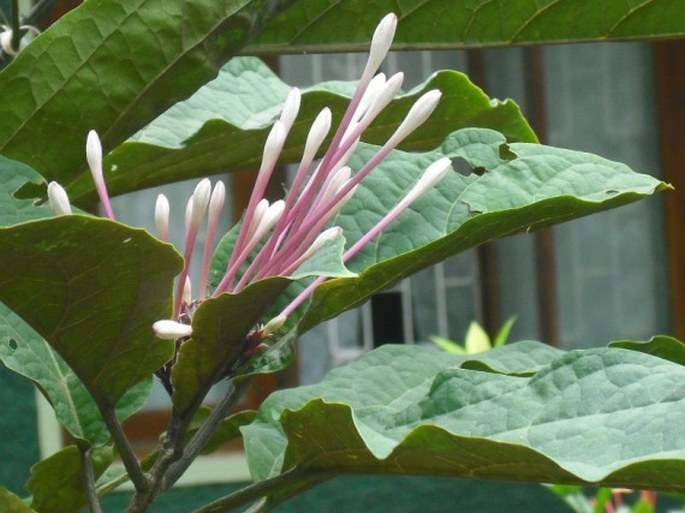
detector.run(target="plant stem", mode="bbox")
[189,468,333,513]
[162,379,250,489]
[9,0,21,51]
[80,448,104,513]
[99,405,149,493]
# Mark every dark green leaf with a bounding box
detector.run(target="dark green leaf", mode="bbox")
[610,335,685,366]
[0,487,35,513]
[171,277,290,414]
[243,344,685,492]
[0,301,151,445]
[298,129,667,331]
[26,446,112,513]
[67,58,535,204]
[248,1,685,54]
[0,216,183,405]
[0,0,296,186]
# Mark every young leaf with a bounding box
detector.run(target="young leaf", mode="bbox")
[0,216,183,406]
[248,0,685,54]
[67,60,536,204]
[0,487,35,513]
[493,315,517,348]
[26,446,112,513]
[297,129,668,332]
[0,0,296,187]
[464,321,491,354]
[242,343,685,492]
[429,335,466,354]
[0,301,151,445]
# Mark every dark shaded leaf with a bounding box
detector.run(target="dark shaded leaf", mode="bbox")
[0,216,183,405]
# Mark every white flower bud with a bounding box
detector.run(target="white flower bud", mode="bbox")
[208,180,226,220]
[353,73,387,123]
[47,181,72,216]
[86,130,104,180]
[260,121,286,176]
[391,89,442,143]
[188,178,211,232]
[360,72,404,125]
[291,226,343,271]
[182,277,192,305]
[262,314,286,336]
[302,108,332,166]
[152,320,192,340]
[404,157,452,204]
[279,88,301,133]
[155,193,170,241]
[362,13,397,80]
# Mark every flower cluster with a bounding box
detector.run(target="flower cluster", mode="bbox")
[48,13,451,344]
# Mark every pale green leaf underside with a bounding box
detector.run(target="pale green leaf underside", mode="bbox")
[248,0,685,54]
[68,57,535,204]
[0,156,52,227]
[297,128,667,331]
[243,343,685,492]
[0,303,151,445]
[0,216,183,405]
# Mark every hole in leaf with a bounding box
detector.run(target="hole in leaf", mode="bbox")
[7,338,18,351]
[451,157,477,177]
[15,181,46,200]
[498,143,517,161]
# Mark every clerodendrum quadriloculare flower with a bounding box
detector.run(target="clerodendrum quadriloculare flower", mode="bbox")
[47,12,453,349]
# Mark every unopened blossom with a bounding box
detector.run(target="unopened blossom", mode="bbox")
[76,13,451,350]
[152,320,192,340]
[47,181,72,216]
[155,194,170,241]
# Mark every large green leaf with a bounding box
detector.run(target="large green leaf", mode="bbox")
[171,277,291,414]
[26,446,112,513]
[0,487,35,513]
[0,216,183,405]
[66,58,535,204]
[297,128,668,331]
[247,0,685,54]
[0,0,296,185]
[242,343,685,492]
[0,302,151,445]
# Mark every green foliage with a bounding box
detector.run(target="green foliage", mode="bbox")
[25,446,113,513]
[0,216,183,406]
[0,0,295,185]
[171,277,290,413]
[297,129,667,332]
[0,301,152,445]
[0,487,36,513]
[431,316,517,354]
[248,0,685,54]
[68,59,535,204]
[243,343,685,493]
[0,1,681,512]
